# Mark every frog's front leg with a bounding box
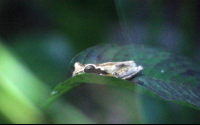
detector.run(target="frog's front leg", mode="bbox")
[112,65,143,80]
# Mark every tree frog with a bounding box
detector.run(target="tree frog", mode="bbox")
[72,61,143,80]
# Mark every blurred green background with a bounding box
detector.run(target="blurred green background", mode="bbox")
[0,0,200,123]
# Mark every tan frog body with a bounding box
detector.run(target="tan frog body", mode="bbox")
[72,61,143,80]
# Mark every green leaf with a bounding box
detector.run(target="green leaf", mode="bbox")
[43,44,200,110]
[42,73,137,108]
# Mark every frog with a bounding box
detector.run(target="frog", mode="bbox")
[72,61,143,80]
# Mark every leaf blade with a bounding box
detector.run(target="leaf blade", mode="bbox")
[45,43,200,110]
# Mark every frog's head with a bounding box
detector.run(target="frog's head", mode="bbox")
[72,62,97,76]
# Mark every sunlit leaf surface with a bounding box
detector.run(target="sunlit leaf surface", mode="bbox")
[44,44,200,110]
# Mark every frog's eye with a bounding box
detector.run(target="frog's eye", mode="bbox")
[84,65,96,73]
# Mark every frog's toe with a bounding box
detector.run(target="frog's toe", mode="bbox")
[112,72,119,77]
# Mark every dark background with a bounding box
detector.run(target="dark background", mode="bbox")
[0,0,200,123]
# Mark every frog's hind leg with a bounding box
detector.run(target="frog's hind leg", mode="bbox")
[114,61,136,67]
[113,65,143,80]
